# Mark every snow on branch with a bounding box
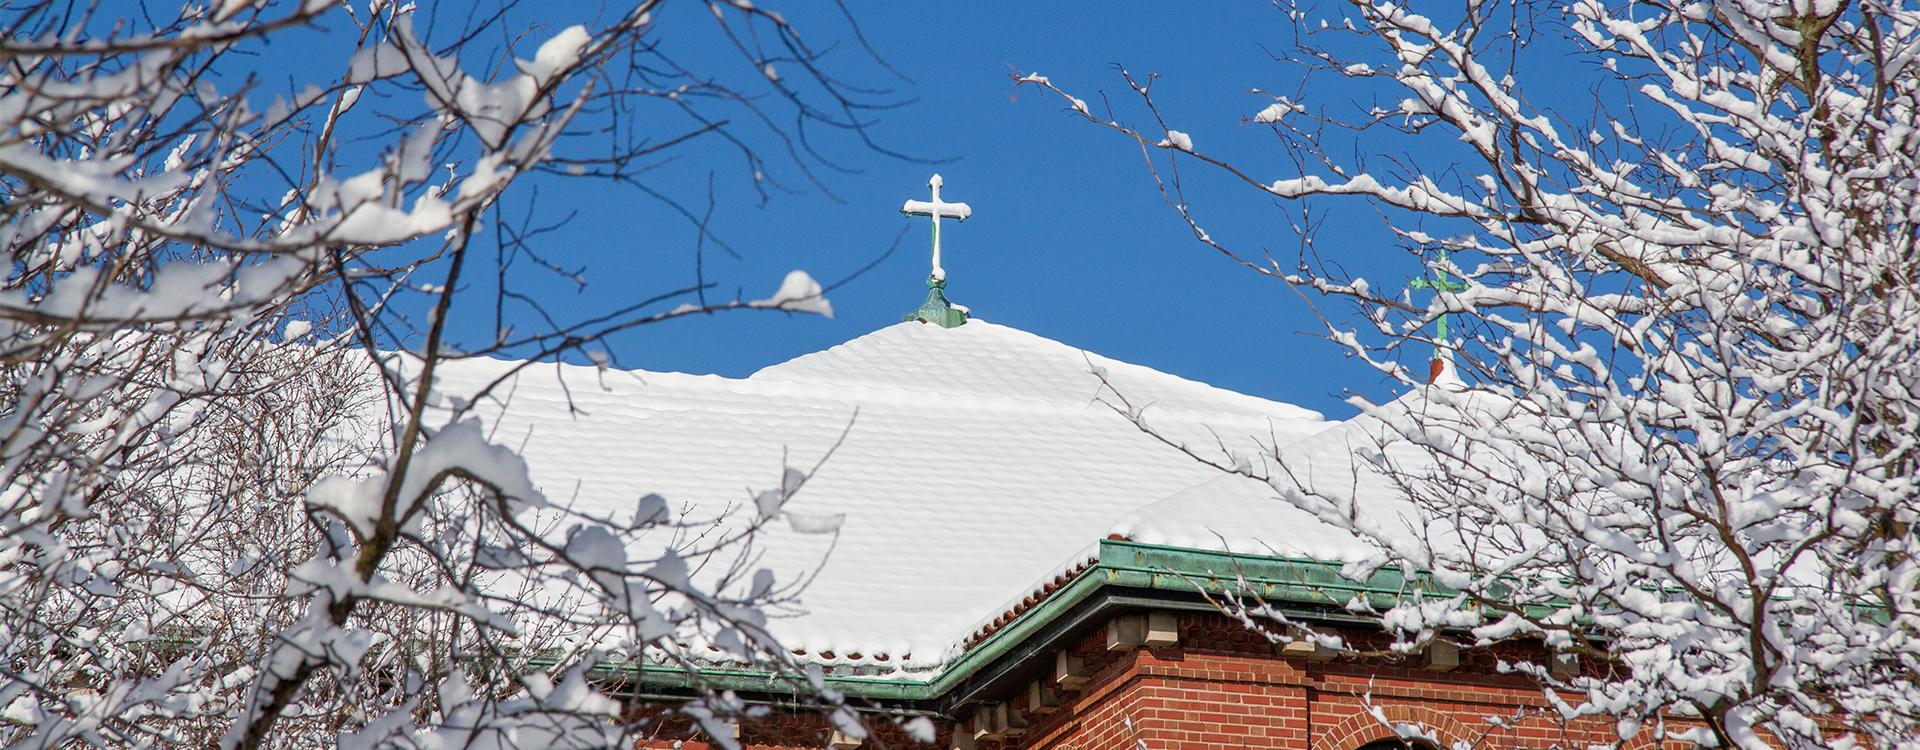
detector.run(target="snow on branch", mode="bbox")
[0,0,895,746]
[1021,0,1920,746]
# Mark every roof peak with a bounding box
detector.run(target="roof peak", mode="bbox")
[748,320,1325,422]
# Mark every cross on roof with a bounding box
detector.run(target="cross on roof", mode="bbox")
[900,173,971,283]
[898,175,974,328]
[1408,248,1469,382]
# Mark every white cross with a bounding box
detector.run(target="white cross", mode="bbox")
[900,173,971,282]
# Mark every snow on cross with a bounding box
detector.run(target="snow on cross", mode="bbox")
[899,173,971,282]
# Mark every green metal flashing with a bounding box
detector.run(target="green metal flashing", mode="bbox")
[903,277,968,328]
[624,539,1448,702]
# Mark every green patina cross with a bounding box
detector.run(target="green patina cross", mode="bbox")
[1408,248,1469,366]
[899,174,973,328]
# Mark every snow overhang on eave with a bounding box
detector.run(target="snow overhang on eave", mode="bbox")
[615,539,1457,707]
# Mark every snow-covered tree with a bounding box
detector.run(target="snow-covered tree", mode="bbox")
[0,1,882,747]
[1021,1,1920,747]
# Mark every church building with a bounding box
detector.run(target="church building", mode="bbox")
[439,177,1645,750]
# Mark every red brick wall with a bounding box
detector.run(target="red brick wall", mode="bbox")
[1022,647,1309,749]
[1001,613,1663,750]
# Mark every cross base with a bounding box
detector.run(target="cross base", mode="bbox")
[904,276,968,328]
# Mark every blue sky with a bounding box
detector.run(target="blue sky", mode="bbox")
[403,2,1486,417]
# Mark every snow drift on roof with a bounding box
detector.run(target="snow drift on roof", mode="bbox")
[423,320,1378,672]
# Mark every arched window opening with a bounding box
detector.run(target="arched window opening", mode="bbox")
[1356,739,1441,750]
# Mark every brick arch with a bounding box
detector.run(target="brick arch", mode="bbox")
[1314,704,1475,750]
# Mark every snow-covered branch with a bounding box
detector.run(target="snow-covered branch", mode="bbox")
[1023,1,1920,747]
[0,0,882,746]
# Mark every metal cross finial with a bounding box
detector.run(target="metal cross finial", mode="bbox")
[1409,248,1469,381]
[900,173,972,283]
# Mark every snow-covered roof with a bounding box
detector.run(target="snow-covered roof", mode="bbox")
[430,319,1399,673]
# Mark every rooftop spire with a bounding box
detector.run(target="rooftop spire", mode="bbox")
[899,174,973,328]
[1408,247,1469,384]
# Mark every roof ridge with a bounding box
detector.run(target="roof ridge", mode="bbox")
[746,320,1325,421]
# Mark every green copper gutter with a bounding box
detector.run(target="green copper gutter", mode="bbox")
[617,540,1441,702]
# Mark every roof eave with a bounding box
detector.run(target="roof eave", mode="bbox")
[620,539,1444,705]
